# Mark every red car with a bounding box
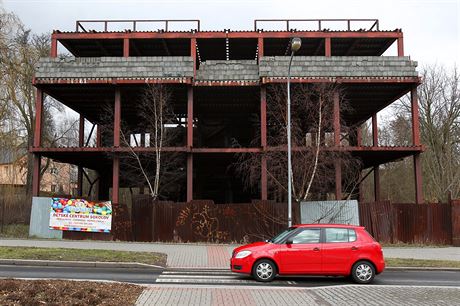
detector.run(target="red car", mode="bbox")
[231,224,385,283]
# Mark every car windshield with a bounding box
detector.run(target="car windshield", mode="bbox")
[269,227,296,244]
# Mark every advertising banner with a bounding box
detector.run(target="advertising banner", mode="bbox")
[49,198,112,233]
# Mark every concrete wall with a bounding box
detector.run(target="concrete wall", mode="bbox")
[260,56,418,78]
[300,200,359,225]
[36,56,194,79]
[29,197,63,239]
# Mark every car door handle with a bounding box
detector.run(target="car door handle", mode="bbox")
[351,246,359,251]
[313,247,320,252]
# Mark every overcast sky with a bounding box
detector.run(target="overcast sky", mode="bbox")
[2,0,459,67]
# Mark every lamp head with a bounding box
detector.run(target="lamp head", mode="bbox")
[290,37,302,52]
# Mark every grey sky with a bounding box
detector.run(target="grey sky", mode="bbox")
[2,0,459,67]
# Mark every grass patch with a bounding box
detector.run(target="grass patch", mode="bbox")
[387,257,460,268]
[0,246,167,266]
[0,224,29,239]
[0,279,142,305]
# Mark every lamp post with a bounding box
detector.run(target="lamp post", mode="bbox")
[287,37,301,227]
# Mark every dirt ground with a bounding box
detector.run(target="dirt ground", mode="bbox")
[0,279,143,306]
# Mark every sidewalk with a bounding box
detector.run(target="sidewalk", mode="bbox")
[0,239,459,268]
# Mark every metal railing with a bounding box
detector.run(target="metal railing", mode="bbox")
[254,19,380,31]
[75,19,200,32]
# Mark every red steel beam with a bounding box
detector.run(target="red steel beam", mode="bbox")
[261,86,267,148]
[258,37,264,62]
[34,78,192,85]
[32,154,41,196]
[325,37,331,57]
[123,38,130,57]
[53,31,402,41]
[33,88,44,147]
[50,38,57,57]
[191,38,197,79]
[187,154,193,202]
[187,85,193,148]
[335,160,342,200]
[262,77,421,84]
[372,114,378,146]
[333,91,340,146]
[411,86,421,146]
[114,88,121,147]
[112,156,120,203]
[374,165,380,202]
[397,36,404,56]
[414,153,424,204]
[79,115,84,147]
[96,125,102,147]
[357,126,362,146]
[261,155,267,200]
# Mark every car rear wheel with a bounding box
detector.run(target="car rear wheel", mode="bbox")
[351,261,375,284]
[252,259,277,282]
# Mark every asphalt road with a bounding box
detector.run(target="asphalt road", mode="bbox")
[0,265,459,288]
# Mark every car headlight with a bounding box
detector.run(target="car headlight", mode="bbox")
[235,250,252,259]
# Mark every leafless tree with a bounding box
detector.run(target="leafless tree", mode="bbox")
[236,83,361,204]
[396,65,460,202]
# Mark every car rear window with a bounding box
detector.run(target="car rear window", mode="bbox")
[325,228,357,243]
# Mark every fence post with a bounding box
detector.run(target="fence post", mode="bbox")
[451,200,460,246]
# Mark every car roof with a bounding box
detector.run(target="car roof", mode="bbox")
[293,224,364,229]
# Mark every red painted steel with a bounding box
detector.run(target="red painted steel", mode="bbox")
[257,37,264,61]
[397,37,404,56]
[260,86,267,147]
[33,88,43,147]
[32,154,41,196]
[335,160,342,200]
[372,114,378,146]
[254,19,379,31]
[414,153,424,204]
[34,78,192,85]
[261,156,267,200]
[123,38,129,57]
[96,126,102,147]
[187,154,193,202]
[187,85,193,147]
[50,38,57,57]
[333,91,340,145]
[411,86,421,146]
[325,37,331,57]
[52,31,402,41]
[114,88,121,147]
[78,115,84,147]
[262,77,421,84]
[112,156,120,203]
[373,166,380,202]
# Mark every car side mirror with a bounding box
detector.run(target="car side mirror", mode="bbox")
[286,238,293,245]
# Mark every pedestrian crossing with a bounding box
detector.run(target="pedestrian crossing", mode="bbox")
[155,269,297,286]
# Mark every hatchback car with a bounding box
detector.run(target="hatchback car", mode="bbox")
[230,224,385,283]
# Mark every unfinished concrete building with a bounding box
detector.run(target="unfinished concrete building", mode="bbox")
[31,19,423,205]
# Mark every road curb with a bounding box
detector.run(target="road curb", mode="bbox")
[0,259,459,272]
[0,259,164,270]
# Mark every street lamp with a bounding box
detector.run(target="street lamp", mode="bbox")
[287,37,301,227]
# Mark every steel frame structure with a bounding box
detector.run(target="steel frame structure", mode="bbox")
[32,19,424,204]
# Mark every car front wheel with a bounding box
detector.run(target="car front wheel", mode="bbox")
[252,259,277,282]
[351,261,375,284]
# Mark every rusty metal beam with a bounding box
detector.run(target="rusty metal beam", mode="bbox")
[397,36,404,56]
[372,114,378,146]
[374,165,380,202]
[53,31,403,41]
[50,38,57,57]
[123,38,130,57]
[112,156,120,203]
[96,125,102,147]
[414,153,424,204]
[114,88,121,147]
[33,88,44,147]
[411,86,421,146]
[325,37,331,57]
[333,91,340,146]
[261,86,267,148]
[335,160,342,200]
[32,154,41,197]
[187,154,193,202]
[187,85,193,148]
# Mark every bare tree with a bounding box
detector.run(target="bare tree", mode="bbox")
[396,65,460,202]
[236,83,361,204]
